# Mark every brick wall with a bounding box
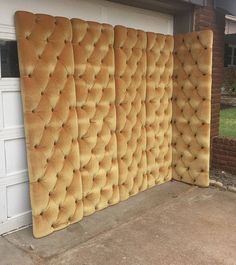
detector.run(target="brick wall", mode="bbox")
[212,137,236,174]
[193,0,236,174]
[194,0,225,138]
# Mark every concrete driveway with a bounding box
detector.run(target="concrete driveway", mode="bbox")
[1,181,236,265]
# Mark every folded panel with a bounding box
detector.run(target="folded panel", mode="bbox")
[173,30,213,187]
[146,33,173,187]
[15,11,82,238]
[114,26,147,201]
[72,19,119,216]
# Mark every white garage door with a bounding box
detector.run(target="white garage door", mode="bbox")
[0,0,173,235]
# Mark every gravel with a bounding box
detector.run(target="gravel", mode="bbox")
[210,168,236,193]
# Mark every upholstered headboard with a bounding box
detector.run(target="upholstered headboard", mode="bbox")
[15,11,212,238]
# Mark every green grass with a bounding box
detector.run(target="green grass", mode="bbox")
[219,107,236,138]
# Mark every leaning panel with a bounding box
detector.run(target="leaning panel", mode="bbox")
[114,25,147,201]
[146,32,173,187]
[15,11,82,238]
[172,30,213,187]
[72,19,119,216]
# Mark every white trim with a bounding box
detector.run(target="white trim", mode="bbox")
[0,211,32,235]
[0,78,20,91]
[0,184,7,223]
[0,128,24,140]
[0,140,6,177]
[226,14,236,22]
[1,170,28,185]
[0,24,16,40]
[0,91,3,129]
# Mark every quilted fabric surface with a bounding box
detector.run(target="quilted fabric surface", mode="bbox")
[172,30,213,187]
[15,12,82,238]
[15,10,212,237]
[114,26,148,201]
[72,19,119,216]
[146,32,173,187]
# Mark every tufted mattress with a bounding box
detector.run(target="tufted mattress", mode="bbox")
[15,11,213,238]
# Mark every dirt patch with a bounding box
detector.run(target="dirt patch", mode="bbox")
[210,168,236,188]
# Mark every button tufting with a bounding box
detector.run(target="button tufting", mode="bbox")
[15,18,213,236]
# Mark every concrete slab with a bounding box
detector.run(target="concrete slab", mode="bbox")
[1,181,236,265]
[0,236,36,265]
[5,181,191,259]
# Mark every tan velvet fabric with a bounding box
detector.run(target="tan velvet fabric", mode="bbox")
[172,30,213,187]
[114,26,148,200]
[15,10,212,237]
[146,32,173,187]
[71,19,119,216]
[15,11,82,238]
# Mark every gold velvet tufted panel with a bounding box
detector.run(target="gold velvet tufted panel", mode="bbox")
[15,11,82,238]
[71,19,119,216]
[15,10,213,238]
[146,33,173,187]
[172,30,213,187]
[114,26,148,201]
